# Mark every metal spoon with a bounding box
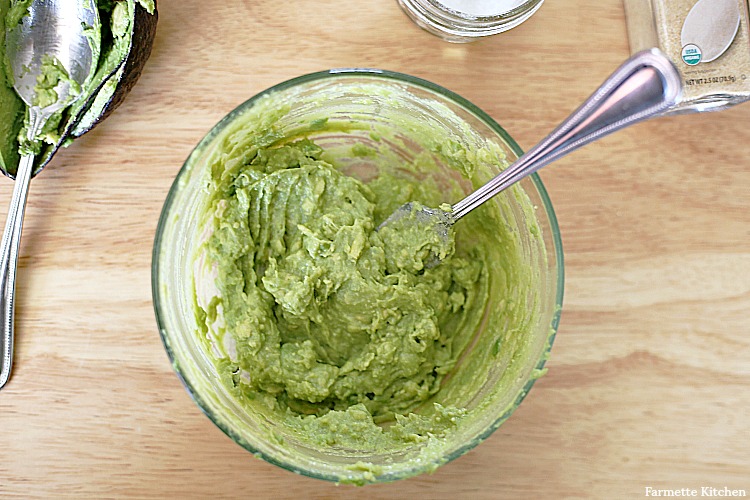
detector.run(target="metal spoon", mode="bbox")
[0,0,99,390]
[379,49,683,265]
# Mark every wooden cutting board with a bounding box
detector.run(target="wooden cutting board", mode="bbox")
[1,0,748,497]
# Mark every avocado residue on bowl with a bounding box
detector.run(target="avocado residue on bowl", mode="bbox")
[0,0,158,178]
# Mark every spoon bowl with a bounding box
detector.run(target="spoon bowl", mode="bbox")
[6,0,99,111]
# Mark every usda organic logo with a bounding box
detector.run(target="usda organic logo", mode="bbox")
[682,44,702,65]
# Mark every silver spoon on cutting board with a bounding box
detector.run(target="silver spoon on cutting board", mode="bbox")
[0,0,99,390]
[380,49,683,264]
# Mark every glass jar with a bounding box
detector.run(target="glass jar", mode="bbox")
[624,0,750,113]
[397,0,545,42]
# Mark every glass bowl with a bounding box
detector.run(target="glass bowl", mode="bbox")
[152,69,564,485]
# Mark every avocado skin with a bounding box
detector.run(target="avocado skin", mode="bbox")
[1,1,158,179]
[71,3,158,138]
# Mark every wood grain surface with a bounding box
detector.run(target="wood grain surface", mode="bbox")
[1,0,749,498]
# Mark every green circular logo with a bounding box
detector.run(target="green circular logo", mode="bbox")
[682,44,702,65]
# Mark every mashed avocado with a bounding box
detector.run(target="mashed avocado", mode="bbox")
[197,140,482,419]
[195,138,483,446]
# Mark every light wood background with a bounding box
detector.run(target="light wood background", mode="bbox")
[1,0,749,498]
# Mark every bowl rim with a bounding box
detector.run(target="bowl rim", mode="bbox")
[151,68,565,484]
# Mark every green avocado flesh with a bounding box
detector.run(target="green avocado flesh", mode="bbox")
[0,0,155,176]
[185,85,554,483]
[0,0,24,172]
[199,139,480,423]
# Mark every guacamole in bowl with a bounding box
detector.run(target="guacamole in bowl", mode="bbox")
[153,70,563,485]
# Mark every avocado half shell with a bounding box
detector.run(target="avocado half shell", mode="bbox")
[0,0,158,179]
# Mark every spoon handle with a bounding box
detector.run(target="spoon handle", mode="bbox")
[451,49,683,221]
[0,109,42,390]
